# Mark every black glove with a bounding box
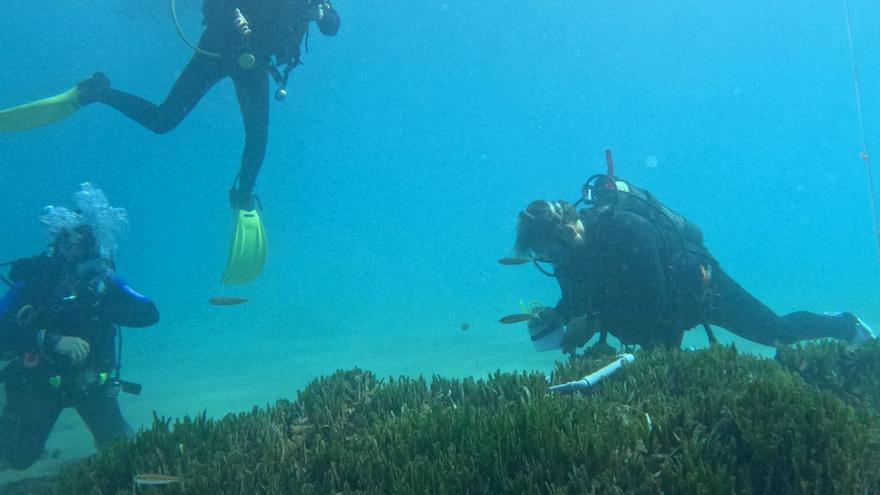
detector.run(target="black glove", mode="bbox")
[300,2,329,21]
[560,316,599,355]
[528,307,561,334]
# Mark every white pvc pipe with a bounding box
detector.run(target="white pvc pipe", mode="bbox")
[549,353,635,393]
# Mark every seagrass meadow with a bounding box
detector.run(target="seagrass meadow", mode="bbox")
[6,342,880,494]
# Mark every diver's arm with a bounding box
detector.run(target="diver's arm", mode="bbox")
[0,283,26,352]
[273,1,338,66]
[552,261,592,324]
[317,3,340,36]
[614,212,670,317]
[552,296,572,326]
[101,276,160,328]
[0,282,62,354]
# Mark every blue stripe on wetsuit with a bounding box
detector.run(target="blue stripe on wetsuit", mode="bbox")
[110,276,152,303]
[0,281,24,320]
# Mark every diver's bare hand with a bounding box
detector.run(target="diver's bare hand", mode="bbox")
[53,337,90,365]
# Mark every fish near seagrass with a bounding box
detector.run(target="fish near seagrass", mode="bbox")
[209,296,249,305]
[133,473,182,485]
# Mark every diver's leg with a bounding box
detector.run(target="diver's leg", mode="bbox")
[228,65,269,209]
[96,53,228,135]
[707,267,852,345]
[0,372,63,469]
[74,390,133,449]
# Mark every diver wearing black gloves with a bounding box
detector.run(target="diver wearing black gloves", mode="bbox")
[0,184,159,470]
[509,170,876,354]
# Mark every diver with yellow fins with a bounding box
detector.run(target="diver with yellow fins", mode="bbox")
[0,0,341,284]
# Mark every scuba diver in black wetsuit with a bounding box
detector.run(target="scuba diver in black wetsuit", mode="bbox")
[507,159,876,354]
[77,0,340,209]
[0,184,159,470]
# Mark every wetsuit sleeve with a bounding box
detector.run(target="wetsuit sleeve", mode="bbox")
[612,212,670,321]
[275,3,338,61]
[101,276,159,328]
[318,3,340,36]
[552,264,591,324]
[0,282,54,353]
[553,278,576,324]
[0,283,25,351]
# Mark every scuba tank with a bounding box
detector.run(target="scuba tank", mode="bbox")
[577,150,704,249]
[577,151,719,344]
[580,173,705,248]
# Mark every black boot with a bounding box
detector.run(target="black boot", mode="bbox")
[76,72,111,106]
[229,187,256,211]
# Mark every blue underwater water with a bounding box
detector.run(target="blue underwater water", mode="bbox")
[1,0,879,478]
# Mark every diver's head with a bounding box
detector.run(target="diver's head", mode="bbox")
[513,200,584,262]
[51,224,115,281]
[40,183,128,277]
[53,224,99,264]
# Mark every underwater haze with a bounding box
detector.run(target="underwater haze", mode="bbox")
[1,0,879,483]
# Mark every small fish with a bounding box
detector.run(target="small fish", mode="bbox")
[209,296,249,306]
[133,473,182,486]
[460,322,471,331]
[498,257,530,266]
[498,313,532,324]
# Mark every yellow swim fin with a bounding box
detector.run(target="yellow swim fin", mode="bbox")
[222,207,268,285]
[0,86,82,132]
